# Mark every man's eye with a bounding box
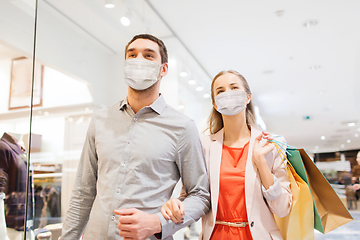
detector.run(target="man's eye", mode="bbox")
[146,54,154,58]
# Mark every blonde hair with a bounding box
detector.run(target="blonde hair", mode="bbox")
[207,70,257,134]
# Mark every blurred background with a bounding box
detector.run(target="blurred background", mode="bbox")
[1,0,360,239]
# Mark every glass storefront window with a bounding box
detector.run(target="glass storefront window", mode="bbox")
[2,1,210,240]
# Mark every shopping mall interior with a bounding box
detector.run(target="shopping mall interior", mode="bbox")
[1,0,360,239]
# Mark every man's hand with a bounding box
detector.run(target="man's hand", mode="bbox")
[114,208,162,240]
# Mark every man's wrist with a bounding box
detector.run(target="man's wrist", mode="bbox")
[151,213,162,236]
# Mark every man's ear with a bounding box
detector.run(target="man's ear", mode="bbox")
[160,63,168,78]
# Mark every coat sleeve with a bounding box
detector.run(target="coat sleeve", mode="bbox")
[263,137,292,218]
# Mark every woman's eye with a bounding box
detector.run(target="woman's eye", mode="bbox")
[232,86,239,89]
[217,90,224,95]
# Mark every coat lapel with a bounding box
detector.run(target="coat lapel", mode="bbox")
[245,127,262,219]
[209,129,224,225]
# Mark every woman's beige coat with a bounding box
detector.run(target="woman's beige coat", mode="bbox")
[198,127,292,240]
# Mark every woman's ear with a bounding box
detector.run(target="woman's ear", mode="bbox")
[246,94,252,104]
[213,102,218,111]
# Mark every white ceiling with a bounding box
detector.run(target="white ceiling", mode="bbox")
[145,0,360,154]
[3,0,360,154]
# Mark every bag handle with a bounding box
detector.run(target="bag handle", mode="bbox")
[272,142,296,179]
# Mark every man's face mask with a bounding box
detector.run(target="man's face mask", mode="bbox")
[214,90,247,116]
[124,58,163,90]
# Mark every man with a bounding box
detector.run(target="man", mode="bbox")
[60,34,211,240]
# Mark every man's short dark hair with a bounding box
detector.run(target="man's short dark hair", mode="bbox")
[125,34,168,64]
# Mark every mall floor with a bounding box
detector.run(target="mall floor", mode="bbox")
[314,210,360,240]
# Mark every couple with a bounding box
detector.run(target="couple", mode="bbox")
[60,34,292,240]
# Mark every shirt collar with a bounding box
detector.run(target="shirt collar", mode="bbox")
[119,94,166,115]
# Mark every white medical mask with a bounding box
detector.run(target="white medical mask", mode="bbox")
[214,90,247,116]
[124,58,163,90]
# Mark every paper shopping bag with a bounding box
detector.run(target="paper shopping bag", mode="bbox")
[288,148,353,234]
[273,144,314,240]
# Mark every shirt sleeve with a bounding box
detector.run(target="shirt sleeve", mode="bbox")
[60,117,98,240]
[159,120,211,239]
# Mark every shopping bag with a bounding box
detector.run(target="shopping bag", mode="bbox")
[287,148,353,233]
[273,143,314,240]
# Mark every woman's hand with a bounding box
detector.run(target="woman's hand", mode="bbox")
[252,132,275,189]
[160,198,185,224]
[252,132,275,166]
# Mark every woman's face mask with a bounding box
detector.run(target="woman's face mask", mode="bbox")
[214,90,247,116]
[124,58,163,90]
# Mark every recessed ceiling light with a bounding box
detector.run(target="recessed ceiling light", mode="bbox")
[105,0,115,8]
[120,16,130,26]
[196,86,203,92]
[347,140,351,143]
[180,71,187,77]
[178,105,184,110]
[304,20,318,28]
[321,136,325,140]
[355,134,359,137]
[341,144,345,148]
[275,10,285,17]
[262,70,274,74]
[310,65,321,70]
[188,80,196,85]
[203,93,210,99]
[348,122,356,127]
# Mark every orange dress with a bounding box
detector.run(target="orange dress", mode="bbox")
[210,142,253,240]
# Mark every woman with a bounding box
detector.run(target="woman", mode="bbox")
[161,70,292,240]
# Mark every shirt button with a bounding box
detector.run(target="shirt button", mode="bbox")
[133,117,137,122]
[250,221,254,227]
[121,162,126,168]
[127,140,131,144]
[117,188,120,193]
[111,215,116,221]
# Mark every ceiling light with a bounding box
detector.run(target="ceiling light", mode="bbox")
[355,134,359,137]
[180,71,187,77]
[203,93,210,98]
[348,122,355,127]
[347,140,351,143]
[121,16,130,26]
[341,144,345,148]
[105,0,115,8]
[321,136,325,140]
[188,80,196,85]
[262,70,274,74]
[196,86,203,92]
[178,105,184,110]
[310,65,321,70]
[304,20,318,28]
[275,10,285,17]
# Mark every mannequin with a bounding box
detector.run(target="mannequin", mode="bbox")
[0,132,33,240]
